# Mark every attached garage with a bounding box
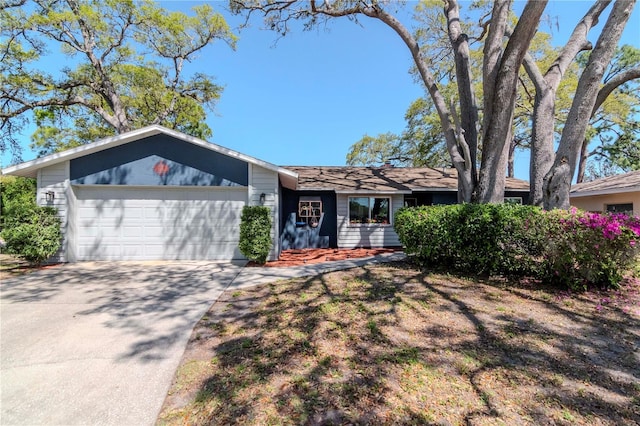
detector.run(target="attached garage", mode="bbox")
[73,186,247,261]
[1,125,299,263]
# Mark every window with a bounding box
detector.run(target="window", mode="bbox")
[606,203,633,215]
[349,197,390,225]
[404,197,417,208]
[298,197,322,228]
[504,197,523,204]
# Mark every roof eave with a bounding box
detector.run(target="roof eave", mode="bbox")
[570,187,640,197]
[1,126,165,178]
[1,125,296,179]
[334,190,413,195]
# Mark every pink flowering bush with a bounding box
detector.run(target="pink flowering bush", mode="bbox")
[395,204,639,291]
[541,209,640,290]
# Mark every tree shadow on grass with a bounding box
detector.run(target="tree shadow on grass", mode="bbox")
[163,261,640,425]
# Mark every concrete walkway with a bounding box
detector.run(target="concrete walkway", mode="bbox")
[0,252,405,426]
[229,250,407,289]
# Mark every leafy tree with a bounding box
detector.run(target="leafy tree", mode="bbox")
[1,0,236,159]
[576,45,640,182]
[346,98,450,168]
[231,0,637,207]
[346,133,401,166]
[346,7,558,175]
[524,0,638,208]
[232,0,549,202]
[0,175,36,221]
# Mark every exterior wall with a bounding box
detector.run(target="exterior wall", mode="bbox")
[280,188,338,248]
[249,164,280,260]
[570,191,640,216]
[336,193,404,248]
[37,161,70,262]
[70,134,248,186]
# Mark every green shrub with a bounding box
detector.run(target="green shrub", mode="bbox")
[239,206,272,264]
[395,203,545,276]
[1,206,62,264]
[394,204,640,290]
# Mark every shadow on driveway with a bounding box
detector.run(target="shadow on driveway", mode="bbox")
[0,261,243,425]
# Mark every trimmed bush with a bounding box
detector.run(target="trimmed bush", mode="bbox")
[1,206,62,264]
[395,204,639,290]
[395,203,545,275]
[239,206,272,264]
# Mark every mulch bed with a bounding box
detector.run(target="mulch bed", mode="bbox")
[247,248,400,267]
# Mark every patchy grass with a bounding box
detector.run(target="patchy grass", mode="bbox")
[158,261,640,425]
[0,254,61,279]
[0,253,34,278]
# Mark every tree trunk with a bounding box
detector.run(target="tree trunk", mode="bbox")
[68,0,131,133]
[508,138,516,178]
[528,81,557,206]
[446,0,479,187]
[544,0,636,210]
[576,138,589,183]
[482,0,511,143]
[525,0,611,206]
[365,5,476,201]
[477,0,547,203]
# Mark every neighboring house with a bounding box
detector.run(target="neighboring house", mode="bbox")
[1,125,530,262]
[570,171,640,216]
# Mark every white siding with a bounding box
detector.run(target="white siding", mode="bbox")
[249,164,280,260]
[336,194,404,248]
[37,162,70,262]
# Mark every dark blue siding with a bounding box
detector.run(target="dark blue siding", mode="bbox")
[70,134,248,186]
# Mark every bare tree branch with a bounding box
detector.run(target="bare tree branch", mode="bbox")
[593,65,640,114]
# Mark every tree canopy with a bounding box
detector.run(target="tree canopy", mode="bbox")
[1,0,236,161]
[231,0,638,208]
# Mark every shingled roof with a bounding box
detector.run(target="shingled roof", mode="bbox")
[571,170,640,196]
[284,166,530,193]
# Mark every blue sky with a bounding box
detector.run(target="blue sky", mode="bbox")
[2,1,639,181]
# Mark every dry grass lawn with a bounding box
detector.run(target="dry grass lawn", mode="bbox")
[158,261,640,425]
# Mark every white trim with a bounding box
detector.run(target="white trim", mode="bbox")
[336,190,412,195]
[70,183,247,191]
[570,187,640,198]
[36,169,42,206]
[1,125,299,182]
[411,188,461,192]
[248,163,254,204]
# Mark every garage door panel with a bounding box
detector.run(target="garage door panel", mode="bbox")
[74,187,247,260]
[122,226,143,238]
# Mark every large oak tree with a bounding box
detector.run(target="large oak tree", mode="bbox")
[231,0,637,207]
[1,0,236,161]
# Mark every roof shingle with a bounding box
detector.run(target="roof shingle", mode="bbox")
[570,170,640,195]
[283,166,529,192]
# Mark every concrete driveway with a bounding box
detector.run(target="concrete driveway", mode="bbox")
[0,261,244,426]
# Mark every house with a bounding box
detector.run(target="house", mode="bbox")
[570,170,640,216]
[1,125,530,262]
[280,166,529,250]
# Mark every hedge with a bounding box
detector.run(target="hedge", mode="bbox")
[394,204,640,290]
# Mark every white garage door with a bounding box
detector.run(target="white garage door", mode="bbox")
[73,186,247,261]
